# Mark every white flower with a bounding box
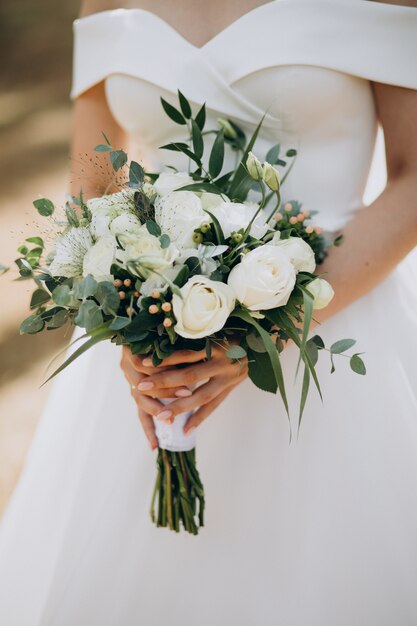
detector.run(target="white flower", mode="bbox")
[82,236,116,282]
[272,236,316,273]
[200,192,227,211]
[154,190,207,249]
[116,226,178,278]
[172,275,235,339]
[48,226,93,278]
[88,188,137,238]
[139,267,182,297]
[177,243,227,276]
[262,162,280,191]
[153,171,194,196]
[209,201,268,240]
[307,278,334,310]
[246,152,263,180]
[227,245,296,311]
[109,213,142,237]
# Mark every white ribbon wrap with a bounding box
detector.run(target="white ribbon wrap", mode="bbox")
[153,399,196,452]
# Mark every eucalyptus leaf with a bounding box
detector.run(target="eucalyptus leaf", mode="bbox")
[75,300,104,331]
[350,354,366,375]
[129,160,145,188]
[145,220,162,237]
[30,288,50,309]
[226,345,247,360]
[311,334,325,349]
[20,314,44,334]
[73,275,98,300]
[46,309,69,329]
[159,233,171,249]
[33,198,54,217]
[110,150,128,172]
[52,284,72,306]
[266,144,280,164]
[247,332,267,353]
[96,282,120,315]
[330,338,356,354]
[94,144,112,152]
[109,316,131,330]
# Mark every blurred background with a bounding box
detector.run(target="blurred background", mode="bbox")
[0,0,80,515]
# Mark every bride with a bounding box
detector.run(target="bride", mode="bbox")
[1,0,417,624]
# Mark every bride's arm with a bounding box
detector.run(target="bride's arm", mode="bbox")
[315,81,417,322]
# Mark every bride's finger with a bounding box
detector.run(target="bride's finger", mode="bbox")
[142,349,207,368]
[137,408,158,450]
[183,389,231,435]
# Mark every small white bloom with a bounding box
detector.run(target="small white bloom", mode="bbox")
[172,275,235,339]
[109,213,142,237]
[48,227,93,278]
[262,162,280,191]
[154,190,207,249]
[272,236,316,273]
[200,192,227,211]
[227,245,296,311]
[87,188,136,219]
[209,201,268,240]
[307,278,335,310]
[153,171,194,196]
[116,226,178,278]
[246,152,263,180]
[82,235,116,282]
[139,266,182,297]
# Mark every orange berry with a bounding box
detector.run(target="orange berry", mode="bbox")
[123,278,132,288]
[134,291,140,297]
[161,302,172,312]
[163,318,173,328]
[315,226,323,234]
[284,202,292,212]
[119,291,126,300]
[297,213,305,222]
[148,304,159,314]
[289,216,298,225]
[274,212,283,221]
[151,290,160,299]
[305,226,314,234]
[114,279,123,288]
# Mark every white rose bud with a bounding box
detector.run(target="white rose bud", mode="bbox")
[246,152,264,181]
[227,245,296,311]
[116,226,178,278]
[172,275,235,339]
[82,235,116,282]
[272,236,316,273]
[307,278,335,310]
[262,161,280,191]
[217,118,238,139]
[153,171,194,196]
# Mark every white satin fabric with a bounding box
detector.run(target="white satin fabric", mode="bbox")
[1,2,417,625]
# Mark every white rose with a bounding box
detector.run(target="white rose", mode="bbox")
[116,226,178,277]
[172,275,235,339]
[209,201,268,240]
[227,245,296,311]
[82,236,116,282]
[307,278,334,310]
[88,188,137,238]
[109,213,142,237]
[153,171,194,196]
[200,192,227,211]
[48,226,93,278]
[154,190,207,249]
[273,236,316,273]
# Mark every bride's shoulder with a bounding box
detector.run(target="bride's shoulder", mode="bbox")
[79,0,126,18]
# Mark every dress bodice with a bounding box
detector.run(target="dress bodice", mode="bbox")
[71,0,417,231]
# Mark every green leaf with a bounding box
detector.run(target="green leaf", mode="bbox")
[286,148,297,157]
[101,131,111,145]
[72,275,98,300]
[129,160,145,188]
[194,103,206,130]
[173,264,190,288]
[246,332,267,353]
[209,131,225,179]
[30,288,50,309]
[330,338,356,354]
[33,198,54,217]
[160,142,201,166]
[232,308,289,414]
[311,334,325,349]
[300,288,314,357]
[178,90,192,118]
[247,347,278,394]
[94,144,111,152]
[75,300,104,331]
[96,281,120,315]
[46,309,69,329]
[160,97,187,125]
[203,210,225,244]
[20,314,44,334]
[229,114,265,198]
[109,316,131,330]
[298,363,310,431]
[15,258,33,277]
[177,182,223,195]
[26,236,44,248]
[110,150,128,171]
[0,263,9,275]
[266,143,280,164]
[305,338,319,367]
[17,244,28,255]
[226,345,247,360]
[65,202,79,227]
[145,220,161,237]
[52,284,72,306]
[191,119,204,159]
[350,354,366,375]
[159,233,171,249]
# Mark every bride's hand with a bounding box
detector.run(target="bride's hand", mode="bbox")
[132,346,248,435]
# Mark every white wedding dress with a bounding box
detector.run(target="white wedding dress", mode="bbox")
[1,2,417,624]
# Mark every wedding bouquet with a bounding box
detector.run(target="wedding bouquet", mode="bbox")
[8,91,365,534]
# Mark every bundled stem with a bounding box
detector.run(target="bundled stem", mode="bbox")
[150,448,205,535]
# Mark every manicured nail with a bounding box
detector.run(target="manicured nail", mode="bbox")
[142,357,153,367]
[157,409,172,421]
[185,426,196,437]
[138,381,154,391]
[175,388,192,398]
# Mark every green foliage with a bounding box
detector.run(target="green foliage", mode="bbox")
[96,281,120,315]
[145,220,162,237]
[30,288,50,309]
[75,300,103,331]
[20,314,44,334]
[350,354,366,375]
[52,284,72,306]
[208,130,225,178]
[110,149,128,171]
[226,345,247,360]
[330,338,356,354]
[177,90,192,119]
[128,161,145,188]
[160,97,187,125]
[33,198,54,217]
